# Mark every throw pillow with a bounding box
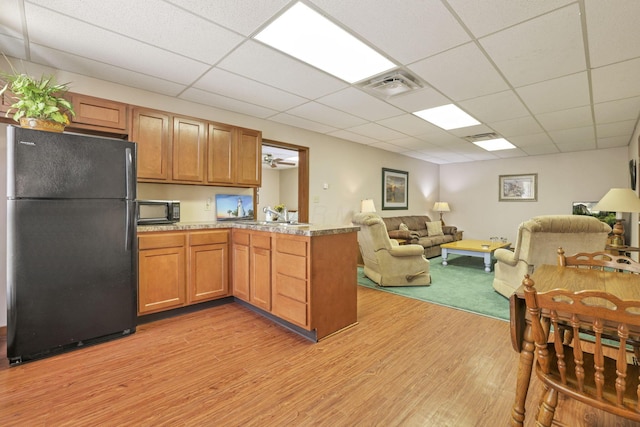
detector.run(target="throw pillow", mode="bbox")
[426,221,444,236]
[399,223,409,231]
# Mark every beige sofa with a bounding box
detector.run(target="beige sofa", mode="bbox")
[381,215,460,258]
[492,215,612,298]
[352,213,431,286]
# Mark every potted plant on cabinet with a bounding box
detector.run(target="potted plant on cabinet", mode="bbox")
[0,60,75,133]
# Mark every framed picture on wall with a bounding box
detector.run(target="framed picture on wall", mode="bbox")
[382,168,408,210]
[499,173,538,201]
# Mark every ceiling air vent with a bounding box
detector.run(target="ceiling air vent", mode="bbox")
[360,70,422,98]
[463,132,500,143]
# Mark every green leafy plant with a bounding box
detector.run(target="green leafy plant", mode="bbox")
[0,57,75,125]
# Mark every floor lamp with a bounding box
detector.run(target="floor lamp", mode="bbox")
[594,188,640,247]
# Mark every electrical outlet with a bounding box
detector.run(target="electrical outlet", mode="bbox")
[205,197,211,211]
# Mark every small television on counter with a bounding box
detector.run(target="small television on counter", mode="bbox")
[216,194,254,221]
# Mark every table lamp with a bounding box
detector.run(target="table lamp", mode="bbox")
[593,188,640,247]
[433,202,450,226]
[361,199,376,213]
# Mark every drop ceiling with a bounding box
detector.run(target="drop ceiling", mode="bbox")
[2,0,639,164]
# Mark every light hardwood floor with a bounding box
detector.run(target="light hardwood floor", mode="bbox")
[0,286,638,426]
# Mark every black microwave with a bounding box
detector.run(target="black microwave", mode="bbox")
[137,200,180,224]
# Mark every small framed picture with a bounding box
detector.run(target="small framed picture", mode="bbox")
[499,173,538,202]
[382,168,408,210]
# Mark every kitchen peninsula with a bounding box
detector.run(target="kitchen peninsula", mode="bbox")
[137,222,359,341]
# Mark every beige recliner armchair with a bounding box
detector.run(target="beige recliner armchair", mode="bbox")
[492,215,611,297]
[352,212,431,286]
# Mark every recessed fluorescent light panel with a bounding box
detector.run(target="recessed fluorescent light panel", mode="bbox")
[412,104,481,130]
[254,2,395,83]
[472,138,516,151]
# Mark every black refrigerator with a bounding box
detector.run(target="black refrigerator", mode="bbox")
[6,125,138,365]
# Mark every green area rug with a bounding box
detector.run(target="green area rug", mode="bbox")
[357,254,510,321]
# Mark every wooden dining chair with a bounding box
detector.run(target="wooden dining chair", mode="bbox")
[523,274,640,426]
[557,247,640,273]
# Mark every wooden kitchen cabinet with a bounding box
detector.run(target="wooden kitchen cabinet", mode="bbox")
[272,234,309,327]
[172,116,206,183]
[131,108,171,181]
[207,124,261,187]
[68,93,128,134]
[188,230,229,303]
[231,229,271,311]
[138,233,186,314]
[235,127,261,186]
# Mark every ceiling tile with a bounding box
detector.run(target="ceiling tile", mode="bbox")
[384,87,451,113]
[0,0,24,39]
[24,3,211,84]
[218,40,347,99]
[596,120,637,138]
[597,135,632,149]
[27,0,245,65]
[317,88,404,121]
[447,0,573,38]
[180,88,278,119]
[557,140,597,152]
[536,106,593,131]
[516,72,590,114]
[30,45,187,96]
[194,68,308,111]
[286,102,368,129]
[594,97,640,124]
[377,114,442,136]
[0,33,26,60]
[270,113,338,134]
[409,42,509,101]
[369,141,407,153]
[509,133,554,147]
[480,4,585,87]
[489,116,544,137]
[521,144,560,156]
[328,129,379,145]
[346,122,407,141]
[459,90,529,123]
[585,0,640,68]
[388,137,438,151]
[165,0,290,36]
[548,126,595,145]
[447,124,495,137]
[310,0,470,64]
[592,57,640,103]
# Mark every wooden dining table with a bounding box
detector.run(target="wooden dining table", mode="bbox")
[509,264,640,426]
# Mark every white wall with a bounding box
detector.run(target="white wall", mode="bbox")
[440,147,630,245]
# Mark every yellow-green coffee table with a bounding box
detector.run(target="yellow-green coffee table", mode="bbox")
[440,239,511,273]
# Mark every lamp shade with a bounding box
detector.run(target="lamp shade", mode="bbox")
[593,188,640,213]
[433,202,450,212]
[361,199,376,213]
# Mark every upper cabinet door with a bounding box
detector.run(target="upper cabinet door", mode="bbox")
[207,122,235,185]
[69,93,128,132]
[236,127,261,187]
[172,116,206,183]
[131,108,171,181]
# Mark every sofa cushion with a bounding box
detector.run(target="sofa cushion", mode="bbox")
[399,223,409,231]
[426,221,444,236]
[388,230,418,241]
[417,234,454,247]
[402,216,430,231]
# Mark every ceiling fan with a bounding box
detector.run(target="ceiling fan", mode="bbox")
[263,153,295,168]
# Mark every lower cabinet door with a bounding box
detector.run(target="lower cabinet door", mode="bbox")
[189,243,228,303]
[138,245,186,314]
[232,243,250,302]
[250,246,271,311]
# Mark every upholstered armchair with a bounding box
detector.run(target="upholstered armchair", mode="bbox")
[492,215,611,297]
[352,212,431,286]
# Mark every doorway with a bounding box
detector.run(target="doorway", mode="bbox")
[259,139,309,223]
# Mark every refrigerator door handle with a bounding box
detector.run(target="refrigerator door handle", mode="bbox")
[125,147,135,200]
[125,201,132,251]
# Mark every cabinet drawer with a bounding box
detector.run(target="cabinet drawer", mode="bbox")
[275,274,307,303]
[139,233,185,250]
[232,230,250,246]
[277,237,307,257]
[251,233,271,249]
[272,295,308,327]
[276,252,307,279]
[190,230,228,246]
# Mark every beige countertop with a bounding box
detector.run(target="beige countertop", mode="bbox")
[137,221,359,237]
